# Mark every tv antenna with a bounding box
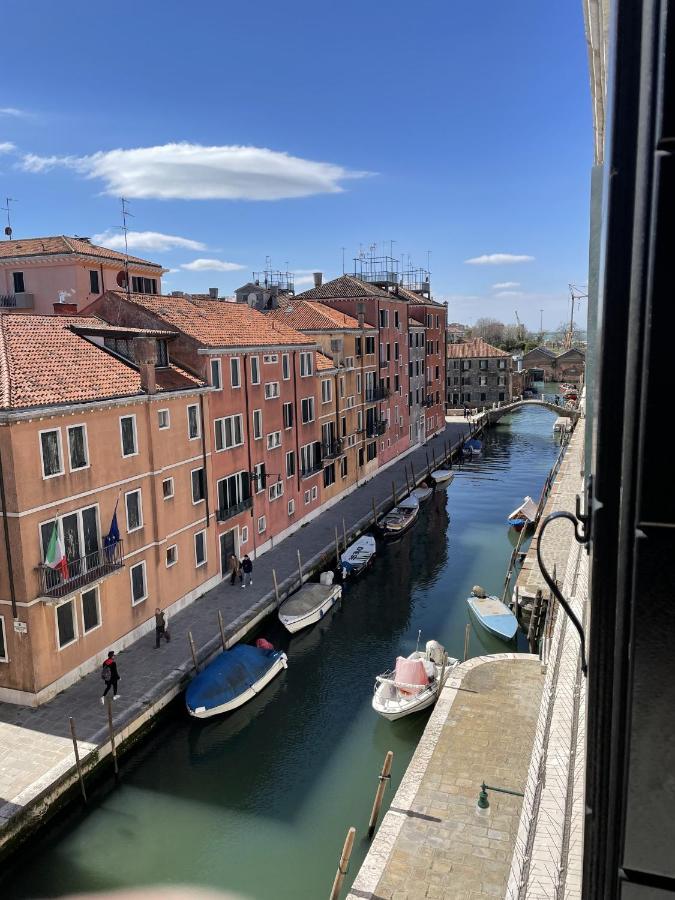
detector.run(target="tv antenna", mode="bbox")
[2,197,16,239]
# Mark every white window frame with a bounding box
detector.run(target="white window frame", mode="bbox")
[321,380,332,404]
[80,585,102,635]
[0,615,7,662]
[263,353,278,364]
[55,597,78,650]
[119,415,138,458]
[267,431,282,450]
[286,450,295,478]
[230,356,242,388]
[283,401,294,429]
[304,490,311,505]
[264,381,280,399]
[157,408,170,430]
[301,396,315,423]
[166,544,178,568]
[282,353,291,380]
[39,427,64,479]
[253,409,263,440]
[288,499,295,516]
[210,358,222,390]
[311,485,318,501]
[241,526,249,545]
[257,515,267,534]
[214,414,244,451]
[300,352,313,377]
[268,480,284,501]
[67,423,89,472]
[125,488,144,532]
[250,356,261,385]
[130,560,148,606]
[194,530,207,568]
[162,477,174,500]
[191,467,206,505]
[187,404,201,440]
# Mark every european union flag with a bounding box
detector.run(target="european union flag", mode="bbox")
[104,502,120,558]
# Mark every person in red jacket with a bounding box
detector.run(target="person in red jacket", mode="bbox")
[100,650,120,703]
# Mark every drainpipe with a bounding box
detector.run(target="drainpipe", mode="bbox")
[0,440,18,618]
[199,392,210,527]
[293,351,301,494]
[242,354,256,559]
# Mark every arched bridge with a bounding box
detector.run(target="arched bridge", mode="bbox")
[483,397,581,424]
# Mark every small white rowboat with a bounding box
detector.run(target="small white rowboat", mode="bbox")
[372,640,459,720]
[278,583,342,634]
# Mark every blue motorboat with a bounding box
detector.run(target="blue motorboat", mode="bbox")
[466,587,518,641]
[463,437,483,457]
[186,644,288,719]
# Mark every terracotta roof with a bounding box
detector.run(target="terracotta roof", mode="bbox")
[295,275,391,300]
[555,347,586,360]
[269,299,364,331]
[0,314,202,411]
[316,353,336,372]
[0,236,162,269]
[395,286,446,309]
[108,292,315,348]
[445,338,510,359]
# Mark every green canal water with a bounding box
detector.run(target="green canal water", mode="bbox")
[4,404,562,900]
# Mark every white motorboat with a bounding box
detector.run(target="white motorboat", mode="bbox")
[278,583,342,633]
[430,469,454,486]
[380,495,419,540]
[372,640,459,720]
[507,495,538,531]
[411,485,433,503]
[341,535,376,579]
[466,586,519,641]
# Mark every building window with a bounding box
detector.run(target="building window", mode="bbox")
[498,375,506,386]
[265,382,280,399]
[166,545,178,567]
[283,402,294,429]
[210,358,222,389]
[498,359,507,369]
[288,499,295,516]
[158,408,170,429]
[356,373,362,394]
[379,309,388,328]
[339,377,345,399]
[215,415,244,450]
[81,586,101,633]
[479,376,487,387]
[321,380,332,404]
[367,441,377,462]
[323,463,336,488]
[56,599,77,649]
[230,357,241,388]
[241,526,249,544]
[125,489,143,532]
[130,561,147,605]
[394,310,400,329]
[263,353,278,364]
[304,490,311,505]
[267,431,281,450]
[366,336,375,355]
[286,450,296,478]
[300,352,313,376]
[191,468,206,503]
[187,405,201,440]
[341,416,347,437]
[311,485,318,501]
[282,353,291,380]
[268,480,284,501]
[479,359,488,370]
[217,471,251,514]
[480,392,487,402]
[13,272,25,293]
[89,270,100,294]
[131,276,157,294]
[250,356,260,385]
[499,392,505,401]
[194,531,207,567]
[162,477,174,499]
[355,337,362,357]
[462,360,472,370]
[0,616,6,662]
[258,515,267,534]
[250,409,262,440]
[340,456,348,479]
[40,429,63,478]
[254,462,266,493]
[67,425,89,471]
[301,397,315,423]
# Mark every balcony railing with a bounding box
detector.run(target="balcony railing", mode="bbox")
[301,462,323,479]
[321,439,343,460]
[379,358,388,368]
[216,496,253,523]
[366,420,387,438]
[0,294,17,308]
[0,293,34,309]
[38,540,124,601]
[365,386,390,402]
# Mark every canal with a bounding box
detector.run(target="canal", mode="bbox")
[3,404,562,900]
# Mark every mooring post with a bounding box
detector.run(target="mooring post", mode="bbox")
[425,450,431,476]
[410,459,416,484]
[272,568,280,605]
[463,623,471,662]
[217,610,226,651]
[297,549,303,585]
[69,717,87,804]
[106,698,119,780]
[391,481,397,507]
[329,827,357,900]
[432,447,437,469]
[404,466,410,493]
[368,751,394,839]
[335,527,340,567]
[342,518,347,553]
[188,631,198,671]
[371,497,378,526]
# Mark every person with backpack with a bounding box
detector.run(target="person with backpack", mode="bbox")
[241,554,253,588]
[100,651,120,703]
[154,607,170,648]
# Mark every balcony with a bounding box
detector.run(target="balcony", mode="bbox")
[379,358,389,368]
[38,540,124,602]
[366,420,387,438]
[216,496,253,523]
[301,463,323,479]
[321,439,343,460]
[0,292,34,310]
[365,386,390,402]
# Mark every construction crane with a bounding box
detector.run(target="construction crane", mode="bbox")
[565,285,588,350]
[514,310,525,342]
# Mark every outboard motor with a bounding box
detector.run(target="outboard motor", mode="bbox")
[425,640,445,665]
[472,585,487,598]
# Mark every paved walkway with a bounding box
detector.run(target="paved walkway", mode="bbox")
[348,655,544,900]
[0,421,475,849]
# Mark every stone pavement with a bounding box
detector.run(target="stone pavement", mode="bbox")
[348,654,544,900]
[0,421,474,850]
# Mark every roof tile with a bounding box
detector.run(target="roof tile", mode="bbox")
[0,235,161,269]
[445,338,510,359]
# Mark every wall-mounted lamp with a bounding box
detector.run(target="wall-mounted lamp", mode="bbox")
[475,781,525,816]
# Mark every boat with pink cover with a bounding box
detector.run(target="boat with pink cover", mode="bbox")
[372,640,459,720]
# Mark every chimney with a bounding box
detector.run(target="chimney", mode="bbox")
[209,287,218,299]
[53,302,78,316]
[313,272,323,288]
[133,337,157,395]
[358,312,365,328]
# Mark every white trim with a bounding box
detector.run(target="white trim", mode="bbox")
[210,357,222,390]
[230,356,242,389]
[253,409,263,440]
[266,431,281,450]
[39,427,64,479]
[162,476,175,499]
[257,515,267,534]
[130,560,148,606]
[282,352,291,380]
[187,403,201,440]
[119,414,138,458]
[124,488,144,533]
[194,529,207,568]
[66,423,90,472]
[165,544,178,567]
[264,382,280,400]
[55,597,78,650]
[240,526,249,544]
[250,355,260,385]
[301,396,315,423]
[80,585,102,635]
[191,466,206,505]
[157,408,171,430]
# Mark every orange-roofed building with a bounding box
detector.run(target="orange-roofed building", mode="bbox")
[83,291,327,564]
[0,314,217,705]
[0,235,165,317]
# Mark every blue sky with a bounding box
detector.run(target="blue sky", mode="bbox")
[1,0,592,330]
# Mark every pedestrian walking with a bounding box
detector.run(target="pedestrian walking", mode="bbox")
[100,651,120,703]
[241,554,253,588]
[229,553,242,586]
[154,607,170,648]
[463,404,468,419]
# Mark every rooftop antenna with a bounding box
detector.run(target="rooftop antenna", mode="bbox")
[120,198,133,302]
[2,197,16,239]
[426,249,431,271]
[389,239,397,258]
[341,246,346,274]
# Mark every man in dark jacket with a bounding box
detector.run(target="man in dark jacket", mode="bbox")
[241,554,253,588]
[154,608,169,648]
[101,651,120,703]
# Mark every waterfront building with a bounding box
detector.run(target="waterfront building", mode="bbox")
[0,236,164,317]
[84,291,327,563]
[446,322,466,343]
[522,345,586,383]
[446,337,513,407]
[408,321,426,445]
[0,313,215,705]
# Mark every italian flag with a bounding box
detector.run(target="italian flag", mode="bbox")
[45,523,69,580]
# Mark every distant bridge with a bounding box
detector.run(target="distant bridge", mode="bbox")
[482,396,581,424]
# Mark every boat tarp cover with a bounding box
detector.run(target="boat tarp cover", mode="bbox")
[398,495,420,510]
[341,537,375,570]
[508,496,538,522]
[466,438,483,451]
[186,645,279,711]
[394,657,428,695]
[280,584,338,617]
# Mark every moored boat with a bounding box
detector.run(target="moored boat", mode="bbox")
[411,485,433,503]
[507,495,538,530]
[278,582,342,633]
[380,495,419,540]
[464,437,483,457]
[466,586,518,641]
[372,640,458,720]
[340,535,376,579]
[185,644,288,718]
[430,469,454,487]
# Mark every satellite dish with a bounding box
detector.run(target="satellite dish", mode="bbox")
[4,226,12,237]
[116,270,128,288]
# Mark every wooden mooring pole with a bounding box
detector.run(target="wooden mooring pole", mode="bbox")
[371,497,378,526]
[335,527,340,567]
[432,447,437,469]
[463,623,471,662]
[368,750,394,838]
[106,698,119,780]
[69,717,87,804]
[297,549,304,585]
[392,481,397,507]
[188,631,198,671]
[425,451,431,476]
[404,466,410,493]
[342,518,348,553]
[410,459,416,484]
[272,568,280,605]
[329,826,357,900]
[217,610,226,651]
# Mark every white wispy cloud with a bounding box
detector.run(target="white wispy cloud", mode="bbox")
[0,108,29,118]
[20,141,372,201]
[492,281,520,289]
[180,258,245,272]
[0,142,16,154]
[464,254,535,265]
[494,290,523,298]
[93,229,207,252]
